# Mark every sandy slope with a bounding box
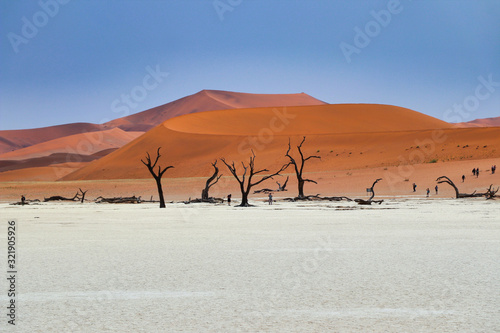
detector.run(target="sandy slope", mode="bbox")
[0,123,104,154]
[103,90,326,132]
[62,104,500,182]
[0,200,498,332]
[0,128,143,161]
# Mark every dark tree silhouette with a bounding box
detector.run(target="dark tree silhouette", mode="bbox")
[141,147,174,208]
[221,151,289,206]
[285,137,321,198]
[436,176,491,198]
[201,160,223,201]
[355,178,383,205]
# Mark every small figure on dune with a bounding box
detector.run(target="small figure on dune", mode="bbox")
[462,174,465,182]
[426,188,430,197]
[227,194,231,206]
[472,168,476,176]
[492,165,496,174]
[21,195,26,206]
[435,185,438,195]
[268,193,273,205]
[412,183,417,192]
[476,168,479,178]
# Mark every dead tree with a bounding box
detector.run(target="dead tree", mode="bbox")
[285,137,320,198]
[221,151,289,207]
[44,188,88,202]
[436,176,484,198]
[95,196,141,204]
[355,178,383,205]
[277,176,289,191]
[141,147,174,208]
[485,184,499,200]
[201,160,222,201]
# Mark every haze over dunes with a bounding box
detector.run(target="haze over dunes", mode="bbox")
[62,103,500,182]
[454,116,500,128]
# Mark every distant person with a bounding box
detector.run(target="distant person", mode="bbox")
[21,195,26,206]
[492,165,496,174]
[227,194,231,206]
[476,168,479,178]
[426,188,430,197]
[435,185,438,195]
[268,193,273,205]
[412,183,417,192]
[462,174,465,182]
[472,168,476,176]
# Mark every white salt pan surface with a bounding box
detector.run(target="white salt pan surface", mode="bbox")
[0,199,499,332]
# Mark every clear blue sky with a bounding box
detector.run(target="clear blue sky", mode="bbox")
[1,0,499,130]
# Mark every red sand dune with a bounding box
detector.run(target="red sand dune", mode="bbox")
[0,128,143,161]
[62,103,499,182]
[0,123,104,155]
[454,116,500,128]
[103,90,326,131]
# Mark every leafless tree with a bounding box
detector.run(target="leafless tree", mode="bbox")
[355,178,383,205]
[201,160,223,201]
[141,147,174,208]
[221,151,289,206]
[285,137,320,198]
[436,176,484,198]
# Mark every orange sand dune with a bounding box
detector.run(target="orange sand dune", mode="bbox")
[63,104,500,182]
[103,90,326,131]
[0,162,87,182]
[0,123,105,154]
[165,104,452,135]
[454,116,500,128]
[0,128,143,161]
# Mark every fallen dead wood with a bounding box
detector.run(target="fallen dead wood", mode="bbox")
[44,188,88,202]
[281,194,353,202]
[95,196,142,204]
[436,176,489,198]
[184,197,225,204]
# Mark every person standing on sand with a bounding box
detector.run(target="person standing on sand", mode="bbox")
[476,168,479,178]
[268,193,273,205]
[472,168,476,176]
[21,195,26,205]
[412,183,417,192]
[426,188,430,197]
[435,185,438,195]
[462,174,465,182]
[227,194,231,206]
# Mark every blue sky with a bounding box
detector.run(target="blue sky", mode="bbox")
[1,0,499,130]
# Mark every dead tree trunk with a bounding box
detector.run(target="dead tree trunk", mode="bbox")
[436,176,460,198]
[201,160,222,201]
[485,184,499,200]
[355,178,383,205]
[221,151,289,207]
[44,188,88,202]
[141,147,174,208]
[285,137,320,198]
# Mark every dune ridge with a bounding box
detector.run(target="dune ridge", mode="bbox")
[61,103,499,182]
